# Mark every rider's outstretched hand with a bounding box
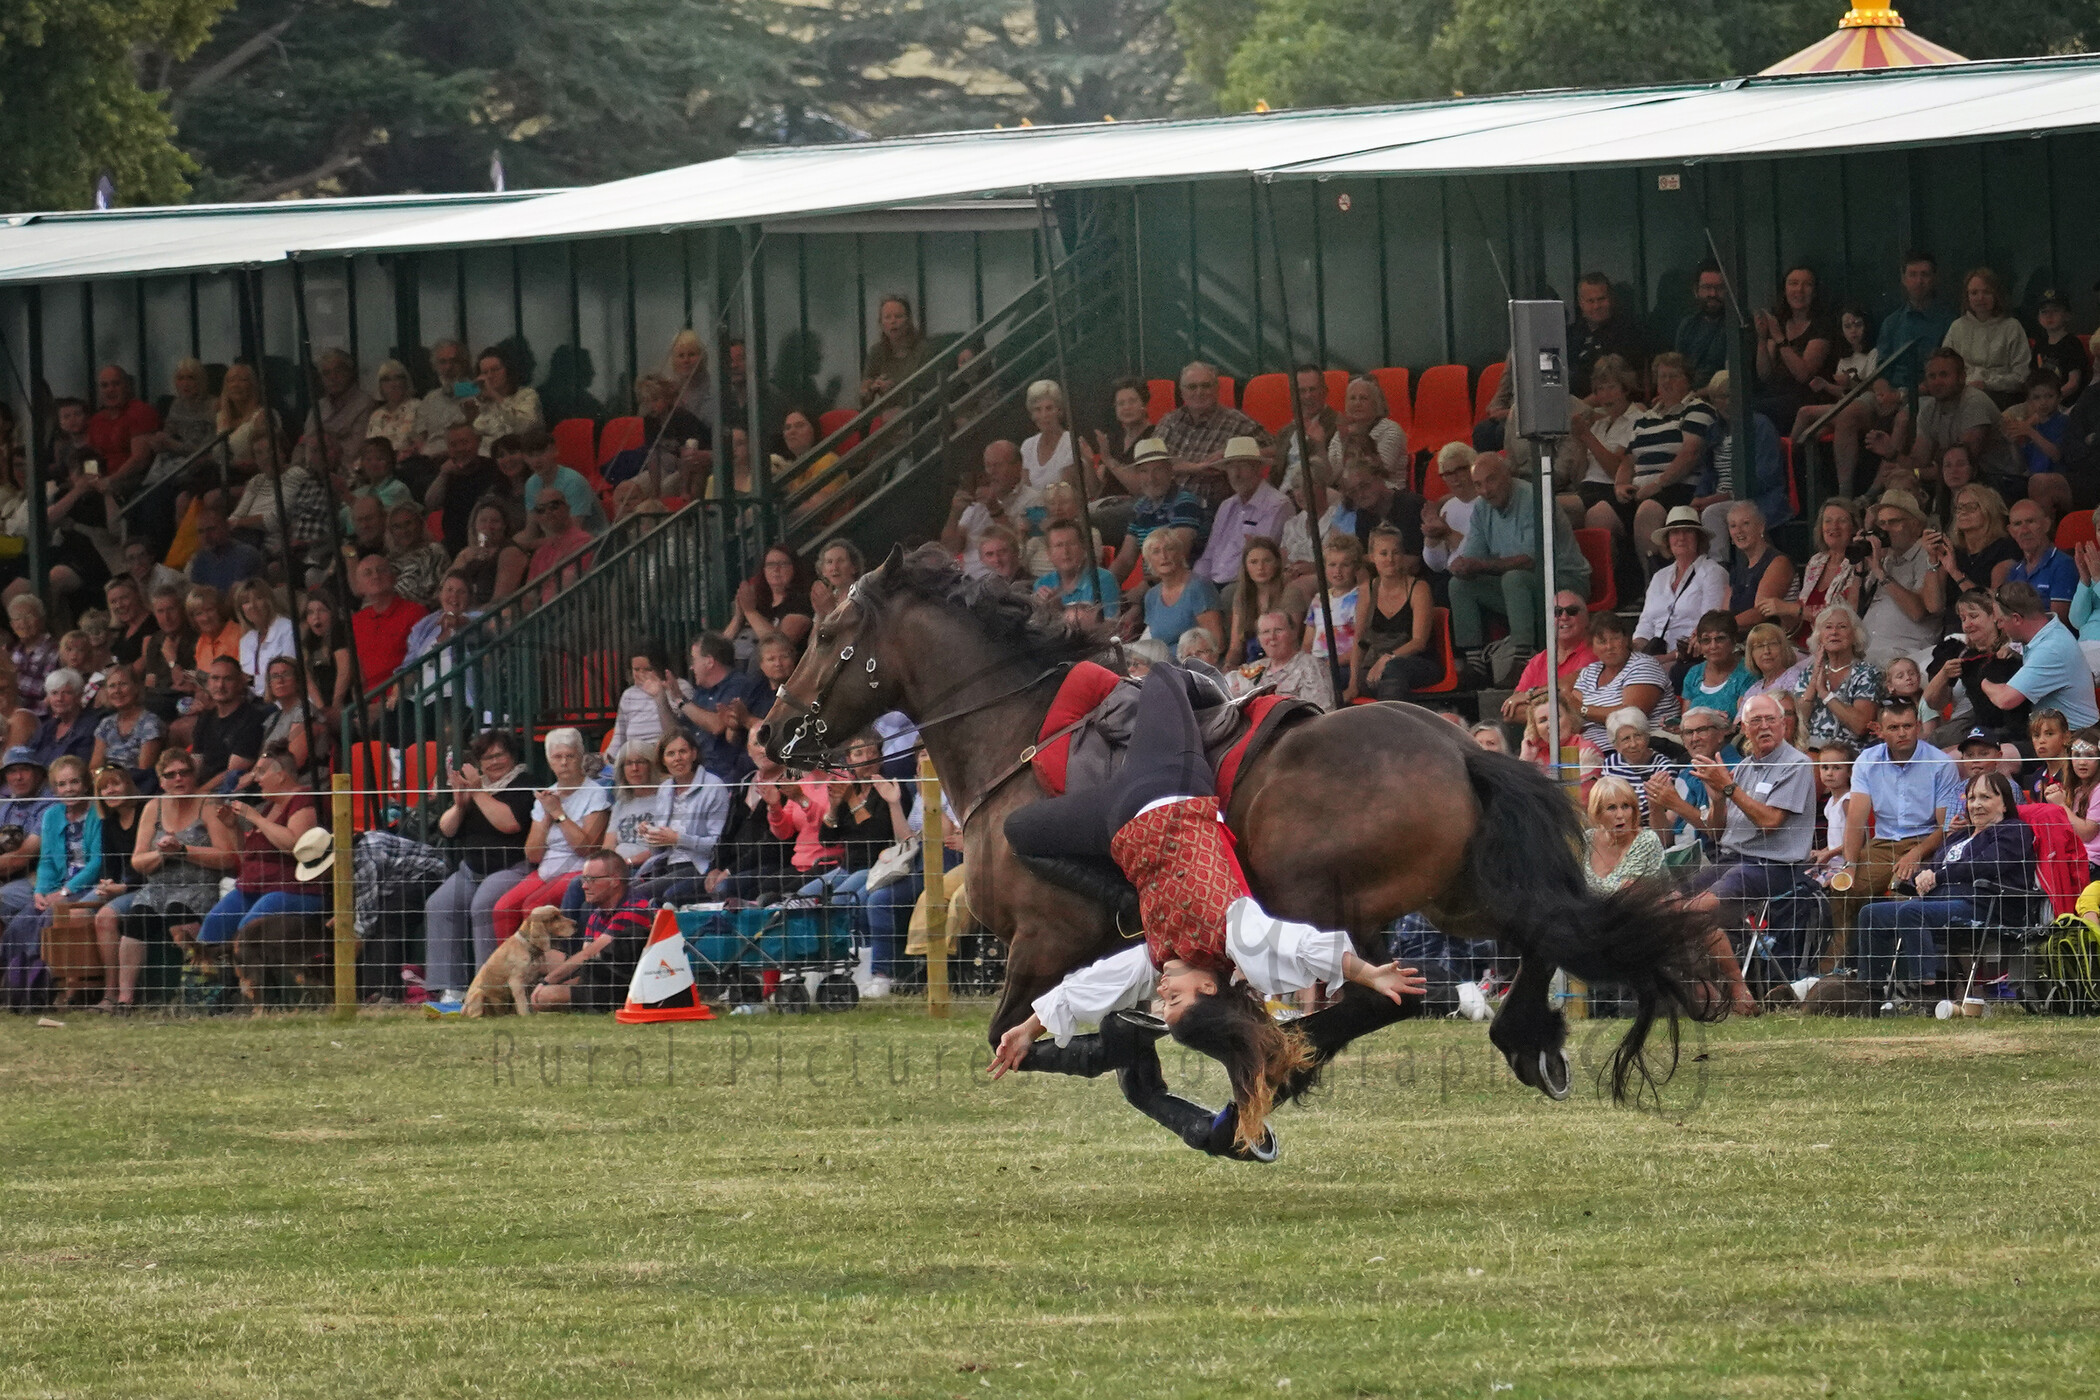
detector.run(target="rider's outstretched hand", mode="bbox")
[1352,959,1429,1006]
[988,1014,1045,1080]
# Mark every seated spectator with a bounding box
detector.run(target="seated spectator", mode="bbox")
[1222,536,1290,665]
[975,525,1026,591]
[385,503,450,608]
[230,581,295,698]
[1601,707,1674,827]
[660,633,770,781]
[194,745,323,951]
[0,747,52,891]
[530,850,654,1013]
[1633,507,1728,660]
[2032,291,2088,405]
[88,664,162,788]
[1855,770,2033,997]
[521,488,596,606]
[225,441,330,579]
[425,422,504,554]
[604,645,688,763]
[106,749,237,999]
[756,634,798,694]
[1521,688,1603,796]
[1858,489,1943,669]
[1109,441,1205,588]
[1925,476,2017,594]
[1678,610,1754,722]
[2040,732,2100,876]
[613,373,709,492]
[1340,462,1427,563]
[422,729,536,1002]
[185,504,264,593]
[1905,346,2022,497]
[769,764,844,879]
[723,544,813,661]
[294,349,375,475]
[1421,442,1480,592]
[298,595,353,724]
[1582,776,1664,893]
[366,358,422,459]
[254,655,324,780]
[452,498,530,606]
[1742,622,1809,706]
[1680,693,1814,1011]
[1830,695,1962,935]
[188,658,269,791]
[1278,468,1349,582]
[102,577,159,670]
[27,668,99,770]
[2070,536,2100,672]
[1301,531,1364,670]
[179,585,245,692]
[124,358,217,552]
[1131,530,1222,651]
[1469,722,1508,753]
[1788,304,1878,450]
[629,731,731,908]
[2006,369,2073,510]
[56,630,103,708]
[1643,704,1731,853]
[1195,438,1292,587]
[1559,353,1643,543]
[341,436,416,527]
[1328,376,1408,481]
[1176,626,1227,683]
[1020,379,1076,493]
[86,365,159,487]
[1018,481,1103,582]
[8,596,59,714]
[1944,267,2032,407]
[1033,520,1120,619]
[708,729,803,901]
[489,727,610,947]
[1791,603,1882,749]
[139,585,195,721]
[0,657,26,752]
[345,494,389,562]
[1750,265,1834,431]
[1348,524,1438,703]
[587,741,670,886]
[1723,502,1796,635]
[350,556,430,688]
[794,731,910,906]
[1086,375,1159,492]
[1926,589,2027,742]
[859,295,932,406]
[1623,354,1716,566]
[1766,500,1865,647]
[1228,609,1334,711]
[1575,610,1671,748]
[0,756,100,977]
[470,344,544,453]
[1980,580,2099,730]
[1693,372,1790,550]
[1154,361,1272,481]
[514,427,605,537]
[1500,591,1597,724]
[81,764,142,1010]
[2005,498,2076,621]
[1450,451,1589,685]
[401,570,479,711]
[809,539,863,618]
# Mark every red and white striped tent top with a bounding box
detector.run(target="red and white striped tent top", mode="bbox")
[1762,3,1968,75]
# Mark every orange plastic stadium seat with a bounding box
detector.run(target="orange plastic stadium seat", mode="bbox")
[400,741,441,798]
[1418,607,1457,694]
[425,511,444,544]
[552,418,596,474]
[1371,368,1412,434]
[1409,365,1473,462]
[1573,528,1617,612]
[1239,373,1293,433]
[1474,361,1505,423]
[1217,376,1236,409]
[596,416,645,467]
[347,740,392,832]
[2058,510,2098,552]
[1147,379,1176,423]
[1324,369,1348,408]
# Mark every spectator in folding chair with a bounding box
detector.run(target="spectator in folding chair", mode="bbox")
[1679,694,1815,1015]
[1832,696,1963,950]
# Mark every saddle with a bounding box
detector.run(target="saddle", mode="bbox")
[1030,661,1319,808]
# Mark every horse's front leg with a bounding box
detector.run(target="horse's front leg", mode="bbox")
[1488,953,1570,1100]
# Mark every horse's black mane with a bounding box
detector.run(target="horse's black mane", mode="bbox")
[871,543,1112,666]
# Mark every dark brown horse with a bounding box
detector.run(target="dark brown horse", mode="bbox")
[760,545,1718,1107]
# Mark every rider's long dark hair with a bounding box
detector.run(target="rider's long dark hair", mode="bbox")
[1170,980,1316,1152]
[1462,744,1724,1104]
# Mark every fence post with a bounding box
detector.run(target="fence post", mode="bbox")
[919,751,949,1019]
[331,773,356,1021]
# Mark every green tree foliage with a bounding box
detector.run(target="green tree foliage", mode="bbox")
[162,0,799,199]
[0,0,231,210]
[791,0,1185,132]
[1204,0,2099,114]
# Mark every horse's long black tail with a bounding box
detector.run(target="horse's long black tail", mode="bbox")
[1463,746,1723,1104]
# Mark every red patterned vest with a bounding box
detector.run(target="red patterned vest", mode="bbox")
[1107,795,1248,975]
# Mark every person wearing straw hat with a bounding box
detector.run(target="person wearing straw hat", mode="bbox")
[1194,438,1291,587]
[1110,438,1208,594]
[1633,506,1729,661]
[292,827,335,883]
[1857,488,1945,671]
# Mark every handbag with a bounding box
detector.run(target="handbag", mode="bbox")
[865,835,922,892]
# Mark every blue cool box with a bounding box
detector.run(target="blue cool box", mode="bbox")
[677,907,854,967]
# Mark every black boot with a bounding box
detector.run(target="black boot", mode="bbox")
[1018,1031,1125,1078]
[1116,1035,1278,1163]
[1011,852,1142,935]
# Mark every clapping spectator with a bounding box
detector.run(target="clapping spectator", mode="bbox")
[809,539,863,618]
[604,645,689,763]
[659,633,769,782]
[470,344,544,452]
[795,732,910,906]
[1087,376,1158,493]
[424,729,536,1004]
[489,727,611,945]
[1328,376,1408,481]
[1792,604,1882,748]
[723,544,813,660]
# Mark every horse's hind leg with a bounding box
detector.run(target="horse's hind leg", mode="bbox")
[1488,954,1571,1100]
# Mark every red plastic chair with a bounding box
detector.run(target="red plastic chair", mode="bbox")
[816,408,861,451]
[1780,436,1801,520]
[1217,376,1236,410]
[1239,373,1293,433]
[345,740,392,832]
[1418,607,1458,694]
[552,418,596,474]
[1370,368,1412,434]
[1146,379,1176,424]
[596,416,645,467]
[1409,365,1474,463]
[1324,369,1349,409]
[1573,527,1617,612]
[399,740,440,798]
[2057,511,2097,552]
[1474,361,1506,424]
[425,511,444,544]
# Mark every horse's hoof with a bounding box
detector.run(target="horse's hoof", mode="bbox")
[1537,1049,1571,1101]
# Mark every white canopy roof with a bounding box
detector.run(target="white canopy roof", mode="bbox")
[290,55,2100,260]
[0,193,541,287]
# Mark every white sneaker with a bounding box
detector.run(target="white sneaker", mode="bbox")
[864,975,893,1000]
[1455,980,1492,1023]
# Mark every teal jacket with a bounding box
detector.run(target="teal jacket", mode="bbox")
[33,802,104,899]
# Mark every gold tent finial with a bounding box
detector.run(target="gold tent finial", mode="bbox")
[1839,1,1907,27]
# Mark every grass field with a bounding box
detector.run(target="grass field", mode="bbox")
[3,1007,2098,1399]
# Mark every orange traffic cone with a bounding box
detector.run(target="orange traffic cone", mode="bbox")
[614,907,716,1023]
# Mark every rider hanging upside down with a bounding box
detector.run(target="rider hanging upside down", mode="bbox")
[990,663,1425,1161]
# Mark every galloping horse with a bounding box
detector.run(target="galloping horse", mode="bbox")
[760,545,1718,1107]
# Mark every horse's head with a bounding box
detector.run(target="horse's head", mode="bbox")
[759,544,908,769]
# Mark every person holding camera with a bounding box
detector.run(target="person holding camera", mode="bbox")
[193,745,323,951]
[1857,490,1944,671]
